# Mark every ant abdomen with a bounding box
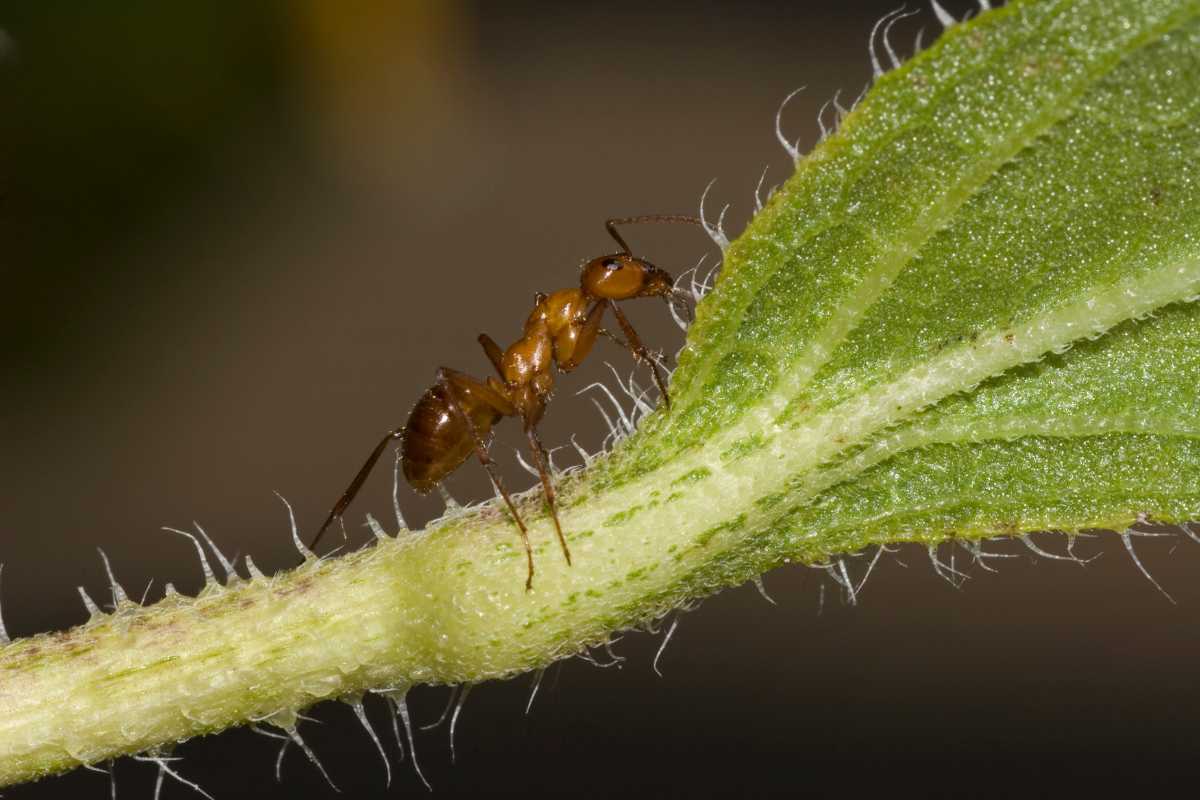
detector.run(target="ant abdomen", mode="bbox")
[402,379,502,493]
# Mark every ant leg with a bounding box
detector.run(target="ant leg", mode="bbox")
[312,428,404,549]
[609,302,672,409]
[524,423,571,567]
[477,334,505,379]
[437,369,537,591]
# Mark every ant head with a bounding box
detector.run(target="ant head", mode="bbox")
[581,254,674,301]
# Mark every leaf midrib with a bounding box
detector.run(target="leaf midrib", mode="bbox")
[770,0,1200,413]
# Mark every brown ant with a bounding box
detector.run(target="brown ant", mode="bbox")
[310,215,702,589]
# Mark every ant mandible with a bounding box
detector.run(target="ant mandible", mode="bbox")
[310,215,703,589]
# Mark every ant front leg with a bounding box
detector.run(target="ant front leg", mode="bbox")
[312,427,405,549]
[608,302,672,409]
[523,422,571,567]
[437,368,538,591]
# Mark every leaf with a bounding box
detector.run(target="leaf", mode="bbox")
[598,0,1200,577]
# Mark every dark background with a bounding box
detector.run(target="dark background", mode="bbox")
[3,1,1199,797]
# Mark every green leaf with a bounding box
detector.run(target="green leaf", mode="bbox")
[602,0,1200,564]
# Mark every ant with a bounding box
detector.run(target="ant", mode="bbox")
[310,215,703,589]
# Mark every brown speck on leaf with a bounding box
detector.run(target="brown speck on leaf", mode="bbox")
[1004,333,1015,344]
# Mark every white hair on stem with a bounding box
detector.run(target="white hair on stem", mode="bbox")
[605,364,654,419]
[882,8,921,70]
[243,554,267,580]
[837,558,857,605]
[698,179,731,251]
[689,254,710,303]
[273,490,316,561]
[373,687,430,791]
[78,586,102,618]
[421,685,460,731]
[190,521,239,584]
[667,293,691,332]
[930,0,957,28]
[81,761,113,799]
[96,547,130,607]
[774,86,806,162]
[653,616,681,678]
[514,448,540,480]
[577,645,621,669]
[753,164,771,213]
[249,724,293,783]
[132,753,214,800]
[604,639,626,667]
[345,696,391,787]
[283,724,339,791]
[1120,529,1176,604]
[569,433,595,468]
[589,398,621,449]
[578,380,634,437]
[162,526,218,587]
[751,575,777,605]
[438,484,462,513]
[1020,533,1092,565]
[832,88,850,121]
[391,447,408,532]
[817,559,857,605]
[854,545,886,597]
[364,513,388,541]
[700,258,722,299]
[958,539,1016,573]
[816,97,835,142]
[869,7,906,79]
[927,543,968,587]
[449,684,474,765]
[526,668,546,715]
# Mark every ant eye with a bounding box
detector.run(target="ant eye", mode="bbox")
[601,258,620,270]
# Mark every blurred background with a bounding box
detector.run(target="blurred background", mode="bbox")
[3,1,1199,796]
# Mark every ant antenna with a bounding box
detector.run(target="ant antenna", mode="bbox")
[605,215,704,256]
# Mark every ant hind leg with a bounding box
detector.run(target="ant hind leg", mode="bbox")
[436,369,536,590]
[524,424,571,567]
[311,428,405,550]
